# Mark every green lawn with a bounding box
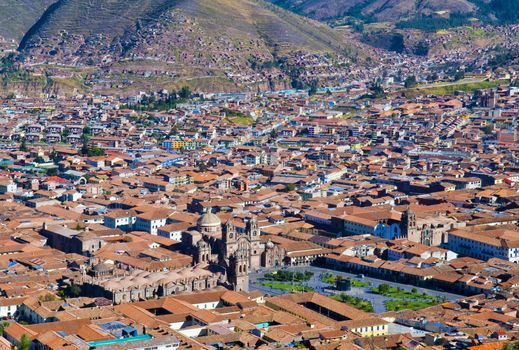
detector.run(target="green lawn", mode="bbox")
[321,273,336,284]
[384,299,441,311]
[227,115,255,126]
[321,273,370,287]
[259,281,314,293]
[331,294,374,312]
[406,79,509,96]
[372,285,437,301]
[351,279,370,288]
[265,270,313,282]
[373,284,445,311]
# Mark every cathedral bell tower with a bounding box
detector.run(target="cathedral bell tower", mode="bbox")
[401,207,416,238]
[246,217,262,268]
[223,219,237,263]
[195,240,211,265]
[230,249,249,292]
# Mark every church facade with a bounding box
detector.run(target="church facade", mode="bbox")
[192,210,285,292]
[401,208,465,246]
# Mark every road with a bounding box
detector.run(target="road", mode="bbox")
[249,265,464,313]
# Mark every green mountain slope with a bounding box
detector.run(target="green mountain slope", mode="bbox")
[10,0,366,94]
[269,0,476,21]
[18,0,350,53]
[269,0,519,26]
[0,0,56,41]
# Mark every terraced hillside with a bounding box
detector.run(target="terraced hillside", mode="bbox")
[19,0,349,53]
[0,0,55,41]
[18,0,181,49]
[10,0,367,93]
[270,0,519,25]
[269,0,476,22]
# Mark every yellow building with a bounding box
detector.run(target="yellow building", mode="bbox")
[343,318,389,337]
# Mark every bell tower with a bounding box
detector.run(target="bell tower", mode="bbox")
[246,217,262,268]
[230,249,249,292]
[401,207,416,237]
[195,240,211,265]
[223,219,237,262]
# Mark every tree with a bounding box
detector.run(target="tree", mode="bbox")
[335,275,343,289]
[17,333,31,350]
[308,80,318,96]
[483,123,494,134]
[352,22,364,33]
[0,53,16,72]
[82,125,91,136]
[368,83,386,98]
[285,183,296,192]
[427,73,439,82]
[81,136,89,156]
[0,322,9,336]
[377,284,391,294]
[87,146,105,157]
[178,86,191,99]
[19,137,28,152]
[70,284,81,298]
[404,75,418,88]
[454,70,465,81]
[46,168,59,176]
[39,293,56,302]
[198,162,208,172]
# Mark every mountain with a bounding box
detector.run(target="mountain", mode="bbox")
[268,0,519,25]
[19,0,348,53]
[0,0,55,41]
[5,0,367,93]
[268,0,476,21]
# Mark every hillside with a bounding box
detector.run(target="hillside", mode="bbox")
[10,0,367,93]
[269,0,476,21]
[0,0,55,41]
[268,0,519,26]
[19,0,350,53]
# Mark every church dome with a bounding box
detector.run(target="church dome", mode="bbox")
[198,211,221,227]
[92,262,111,273]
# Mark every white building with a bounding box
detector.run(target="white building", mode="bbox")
[0,177,17,194]
[447,227,519,262]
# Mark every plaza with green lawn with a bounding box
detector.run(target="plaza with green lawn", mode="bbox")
[373,284,445,311]
[384,299,441,311]
[331,293,374,312]
[320,273,370,288]
[259,281,314,293]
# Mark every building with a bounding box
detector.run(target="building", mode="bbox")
[448,226,519,262]
[187,210,284,292]
[402,208,465,246]
[41,225,106,256]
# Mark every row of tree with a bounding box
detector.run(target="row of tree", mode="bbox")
[124,87,192,112]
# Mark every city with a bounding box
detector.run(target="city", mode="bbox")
[0,1,518,350]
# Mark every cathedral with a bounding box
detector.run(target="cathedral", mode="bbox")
[189,209,285,292]
[401,207,465,246]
